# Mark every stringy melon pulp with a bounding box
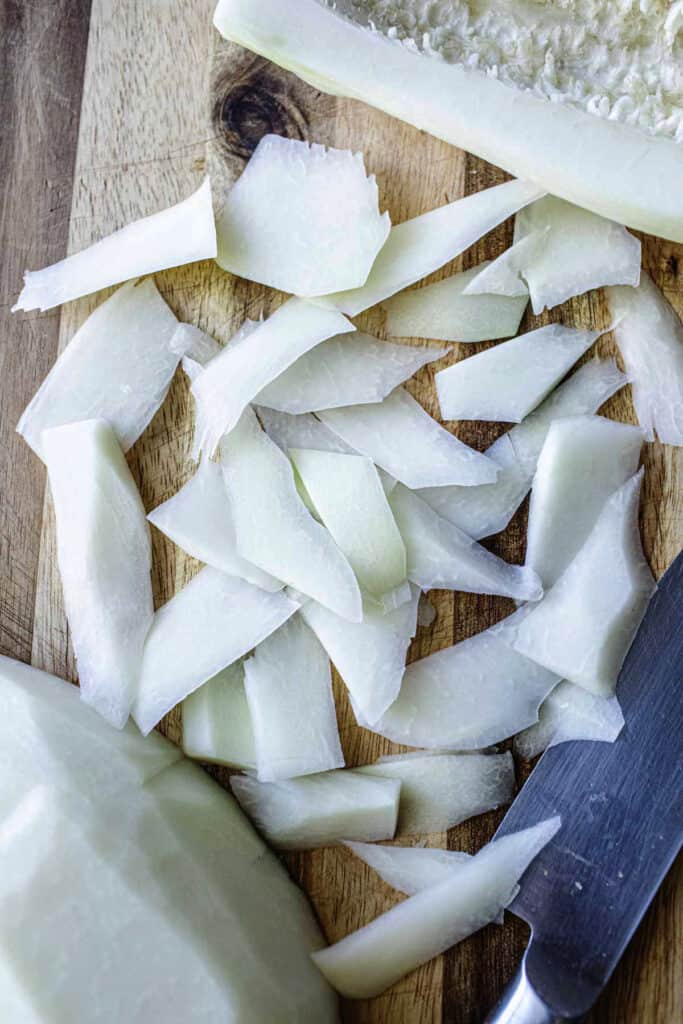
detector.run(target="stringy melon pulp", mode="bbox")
[335,0,683,142]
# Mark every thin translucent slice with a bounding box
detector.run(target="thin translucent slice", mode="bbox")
[243,616,344,782]
[607,272,683,444]
[343,842,471,896]
[175,323,222,380]
[356,752,514,835]
[515,196,641,314]
[417,357,629,539]
[463,231,550,297]
[17,280,185,459]
[221,407,362,622]
[514,680,625,761]
[43,420,153,729]
[312,817,560,998]
[319,388,498,489]
[182,662,256,769]
[192,299,354,456]
[501,472,655,696]
[132,567,299,736]
[256,406,358,456]
[435,325,599,423]
[290,449,406,597]
[526,415,644,587]
[216,134,390,297]
[14,178,217,311]
[147,458,281,591]
[417,594,437,628]
[256,333,447,412]
[371,617,560,750]
[383,264,528,343]
[389,484,542,601]
[321,178,544,315]
[230,771,401,850]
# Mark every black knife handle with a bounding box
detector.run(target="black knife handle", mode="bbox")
[484,962,582,1024]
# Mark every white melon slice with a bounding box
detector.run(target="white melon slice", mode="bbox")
[435,324,599,423]
[389,484,542,601]
[17,280,186,459]
[319,388,498,489]
[182,662,256,769]
[147,458,281,591]
[290,449,406,598]
[500,472,656,696]
[417,594,437,628]
[383,264,528,343]
[514,196,641,313]
[43,420,153,729]
[418,357,629,538]
[370,617,560,750]
[175,323,223,384]
[132,567,299,735]
[311,817,560,998]
[463,230,549,297]
[607,272,683,445]
[230,771,401,849]
[216,134,390,297]
[514,680,625,761]
[243,616,344,782]
[221,408,362,621]
[14,178,217,311]
[256,333,447,413]
[191,299,354,456]
[256,406,358,456]
[525,415,644,587]
[343,842,471,896]
[356,752,515,835]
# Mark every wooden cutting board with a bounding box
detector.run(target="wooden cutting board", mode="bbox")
[2,1,682,1021]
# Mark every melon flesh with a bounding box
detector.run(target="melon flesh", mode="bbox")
[256,405,358,456]
[216,134,390,297]
[356,752,515,835]
[230,771,401,850]
[343,841,471,896]
[14,178,217,311]
[175,323,222,374]
[383,263,528,343]
[182,662,256,770]
[525,415,644,587]
[514,680,625,761]
[17,280,186,460]
[243,616,344,782]
[319,388,498,489]
[43,420,153,729]
[463,230,549,297]
[132,567,299,735]
[435,324,599,423]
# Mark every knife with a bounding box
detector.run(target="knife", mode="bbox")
[485,549,683,1023]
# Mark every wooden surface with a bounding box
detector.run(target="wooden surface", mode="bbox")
[1,1,681,1021]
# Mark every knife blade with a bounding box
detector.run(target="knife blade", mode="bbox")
[485,549,683,1023]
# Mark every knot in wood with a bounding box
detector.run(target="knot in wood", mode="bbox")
[214,66,308,162]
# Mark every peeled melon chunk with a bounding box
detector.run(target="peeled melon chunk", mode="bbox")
[311,817,560,999]
[514,196,641,314]
[182,662,256,769]
[463,230,549,297]
[371,617,560,750]
[356,752,514,835]
[418,357,629,539]
[43,420,152,729]
[343,842,471,896]
[525,415,644,587]
[607,272,683,445]
[290,448,406,598]
[17,280,186,459]
[319,388,498,489]
[514,680,625,761]
[148,458,281,591]
[435,324,599,423]
[257,333,447,413]
[230,771,401,850]
[383,263,528,343]
[175,322,222,373]
[132,567,299,735]
[243,616,344,782]
[500,472,655,696]
[389,484,542,601]
[14,178,217,311]
[221,408,362,621]
[216,134,390,297]
[256,406,357,456]
[192,299,354,456]
[321,178,543,315]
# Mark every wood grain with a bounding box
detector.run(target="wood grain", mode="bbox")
[2,1,681,1022]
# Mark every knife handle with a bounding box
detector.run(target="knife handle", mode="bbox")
[484,963,582,1024]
